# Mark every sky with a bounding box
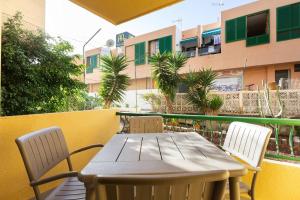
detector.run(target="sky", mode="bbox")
[45,0,256,54]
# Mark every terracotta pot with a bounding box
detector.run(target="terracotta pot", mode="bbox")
[268,82,277,90]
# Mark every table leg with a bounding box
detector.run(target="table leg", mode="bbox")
[85,182,96,200]
[229,177,241,200]
[214,180,227,200]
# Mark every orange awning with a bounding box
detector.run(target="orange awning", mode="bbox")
[71,0,183,25]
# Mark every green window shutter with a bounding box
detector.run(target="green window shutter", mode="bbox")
[159,35,172,53]
[139,42,145,64]
[236,16,246,40]
[225,17,245,43]
[86,56,93,73]
[135,43,140,65]
[246,34,270,47]
[165,35,172,53]
[159,37,166,53]
[277,3,300,41]
[135,42,145,65]
[277,5,292,32]
[291,3,300,28]
[226,19,236,42]
[91,55,97,68]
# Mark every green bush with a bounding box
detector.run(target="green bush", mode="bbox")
[208,95,223,111]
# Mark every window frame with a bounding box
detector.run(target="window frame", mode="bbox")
[246,10,270,47]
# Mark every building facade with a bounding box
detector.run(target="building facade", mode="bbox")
[85,0,300,107]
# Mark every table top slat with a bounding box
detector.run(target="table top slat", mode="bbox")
[91,135,127,162]
[117,137,142,162]
[140,137,161,161]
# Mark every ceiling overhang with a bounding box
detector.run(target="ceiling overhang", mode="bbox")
[71,0,183,25]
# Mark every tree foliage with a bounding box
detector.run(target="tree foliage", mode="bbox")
[149,52,187,113]
[185,68,222,113]
[1,13,86,115]
[99,54,130,108]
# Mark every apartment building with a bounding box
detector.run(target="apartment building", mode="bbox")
[85,0,300,105]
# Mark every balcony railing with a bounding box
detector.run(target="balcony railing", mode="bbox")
[182,50,196,58]
[117,112,300,162]
[199,44,221,56]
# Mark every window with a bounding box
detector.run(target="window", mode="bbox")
[295,64,300,72]
[149,40,159,56]
[275,69,290,85]
[246,10,270,47]
[135,42,145,65]
[86,55,99,73]
[158,35,172,53]
[277,2,300,41]
[225,16,246,43]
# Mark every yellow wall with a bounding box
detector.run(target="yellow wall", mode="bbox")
[0,109,119,200]
[242,159,300,200]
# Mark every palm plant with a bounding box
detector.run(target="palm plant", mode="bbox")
[99,54,130,108]
[184,68,218,113]
[149,52,187,113]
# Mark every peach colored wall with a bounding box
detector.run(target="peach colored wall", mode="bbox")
[244,66,268,89]
[88,83,100,93]
[182,27,198,40]
[124,26,177,79]
[243,63,300,89]
[122,0,300,90]
[219,0,300,70]
[85,48,102,85]
[127,78,155,90]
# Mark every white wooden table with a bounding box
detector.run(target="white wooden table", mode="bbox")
[80,132,247,200]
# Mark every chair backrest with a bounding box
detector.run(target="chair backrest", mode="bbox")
[223,122,272,168]
[86,171,229,200]
[129,116,164,133]
[15,126,70,182]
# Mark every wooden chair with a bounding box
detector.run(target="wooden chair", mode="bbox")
[129,116,164,133]
[222,122,272,200]
[82,170,229,200]
[15,126,104,200]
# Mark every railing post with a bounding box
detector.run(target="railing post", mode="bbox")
[289,126,295,157]
[275,125,280,155]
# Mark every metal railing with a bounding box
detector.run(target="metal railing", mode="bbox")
[182,50,196,58]
[199,45,221,56]
[117,112,300,162]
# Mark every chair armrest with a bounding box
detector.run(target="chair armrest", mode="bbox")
[31,171,78,186]
[70,144,104,155]
[244,163,261,172]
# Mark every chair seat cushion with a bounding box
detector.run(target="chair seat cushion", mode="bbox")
[45,177,86,200]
